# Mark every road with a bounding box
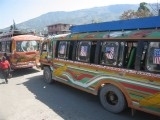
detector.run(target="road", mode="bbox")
[0,68,159,120]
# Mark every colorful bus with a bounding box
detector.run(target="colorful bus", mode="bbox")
[40,17,160,116]
[0,31,42,69]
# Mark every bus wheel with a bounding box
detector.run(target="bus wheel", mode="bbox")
[99,84,126,113]
[43,67,53,84]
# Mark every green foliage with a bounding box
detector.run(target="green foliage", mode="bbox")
[120,2,153,20]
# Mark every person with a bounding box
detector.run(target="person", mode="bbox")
[0,56,10,84]
[4,53,10,62]
[0,59,3,79]
[4,53,12,78]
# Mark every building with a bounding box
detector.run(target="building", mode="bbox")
[47,23,72,35]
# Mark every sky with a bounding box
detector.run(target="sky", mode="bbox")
[0,0,157,29]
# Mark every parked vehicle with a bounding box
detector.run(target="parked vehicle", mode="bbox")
[40,16,160,116]
[0,31,42,69]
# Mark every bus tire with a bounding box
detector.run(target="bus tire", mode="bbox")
[43,67,53,84]
[99,84,126,113]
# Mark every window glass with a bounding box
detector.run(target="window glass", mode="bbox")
[77,41,91,62]
[101,42,119,66]
[147,42,160,72]
[0,42,2,51]
[1,41,6,52]
[80,46,88,57]
[123,42,137,69]
[16,40,39,52]
[58,41,67,59]
[42,42,47,52]
[6,41,11,52]
[118,42,125,67]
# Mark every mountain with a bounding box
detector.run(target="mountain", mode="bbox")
[2,4,139,32]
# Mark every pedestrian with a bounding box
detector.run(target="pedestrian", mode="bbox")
[0,58,3,79]
[0,56,10,84]
[3,53,12,78]
[4,53,10,62]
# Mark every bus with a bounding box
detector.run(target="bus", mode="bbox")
[40,16,160,116]
[0,31,42,69]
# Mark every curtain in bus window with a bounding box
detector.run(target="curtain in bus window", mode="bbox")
[153,49,160,64]
[147,42,160,72]
[105,47,114,59]
[101,42,119,66]
[58,41,67,59]
[59,45,65,54]
[77,41,91,62]
[80,46,88,57]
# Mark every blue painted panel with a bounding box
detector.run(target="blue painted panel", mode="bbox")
[70,16,160,33]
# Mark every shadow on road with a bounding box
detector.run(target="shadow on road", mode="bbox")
[22,75,160,120]
[12,68,40,78]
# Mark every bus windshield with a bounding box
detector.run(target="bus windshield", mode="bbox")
[16,40,39,52]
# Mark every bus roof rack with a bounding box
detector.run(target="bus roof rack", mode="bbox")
[70,16,160,33]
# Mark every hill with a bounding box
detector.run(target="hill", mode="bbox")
[2,4,139,32]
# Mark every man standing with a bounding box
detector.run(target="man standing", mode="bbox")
[0,56,10,84]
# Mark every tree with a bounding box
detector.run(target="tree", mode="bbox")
[120,2,153,20]
[138,2,150,12]
[119,10,136,20]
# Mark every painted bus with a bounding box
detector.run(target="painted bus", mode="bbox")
[0,31,42,69]
[40,17,160,116]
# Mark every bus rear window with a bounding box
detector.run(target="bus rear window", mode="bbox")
[16,40,39,52]
[147,42,160,72]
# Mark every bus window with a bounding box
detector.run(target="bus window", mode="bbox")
[124,42,137,69]
[76,41,91,62]
[56,41,74,60]
[16,41,39,52]
[6,41,12,53]
[140,42,148,70]
[2,41,6,52]
[58,41,68,59]
[67,41,74,60]
[0,42,2,51]
[42,42,47,52]
[101,42,119,66]
[118,42,125,67]
[16,41,23,52]
[146,42,160,72]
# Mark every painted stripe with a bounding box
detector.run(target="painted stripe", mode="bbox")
[68,66,100,74]
[122,82,159,94]
[60,73,160,91]
[54,63,100,74]
[66,69,94,80]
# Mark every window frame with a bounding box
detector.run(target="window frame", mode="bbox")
[76,41,91,63]
[146,41,160,73]
[100,41,120,66]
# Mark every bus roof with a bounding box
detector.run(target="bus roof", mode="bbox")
[54,29,160,40]
[12,35,42,41]
[70,16,160,33]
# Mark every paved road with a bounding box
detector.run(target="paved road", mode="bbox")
[0,68,159,120]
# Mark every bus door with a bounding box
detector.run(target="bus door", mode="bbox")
[40,40,52,65]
